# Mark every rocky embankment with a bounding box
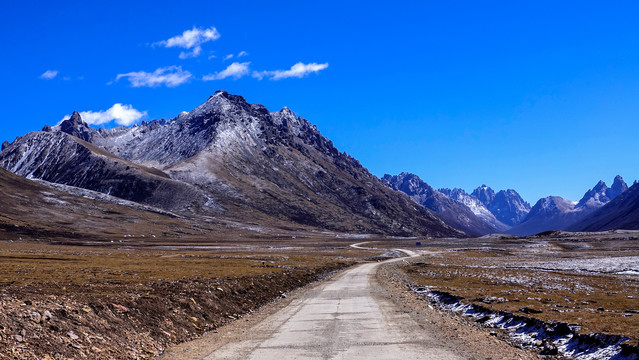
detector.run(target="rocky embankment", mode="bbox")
[0,263,349,359]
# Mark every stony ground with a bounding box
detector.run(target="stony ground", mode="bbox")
[0,241,362,359]
[377,259,544,360]
[2,233,638,359]
[161,256,542,360]
[370,234,639,353]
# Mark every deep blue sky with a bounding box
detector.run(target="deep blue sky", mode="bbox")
[2,1,638,204]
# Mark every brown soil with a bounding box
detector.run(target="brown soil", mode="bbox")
[377,259,544,360]
[0,242,359,359]
[372,235,639,347]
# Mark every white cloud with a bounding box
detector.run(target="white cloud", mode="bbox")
[223,54,234,61]
[39,70,58,80]
[179,47,202,59]
[154,26,220,58]
[237,51,248,58]
[253,62,329,80]
[115,66,192,87]
[203,62,250,81]
[62,104,147,126]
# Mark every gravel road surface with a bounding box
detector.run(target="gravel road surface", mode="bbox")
[161,254,540,360]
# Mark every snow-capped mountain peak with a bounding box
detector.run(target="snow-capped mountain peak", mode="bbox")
[382,173,508,236]
[576,176,628,211]
[471,185,496,206]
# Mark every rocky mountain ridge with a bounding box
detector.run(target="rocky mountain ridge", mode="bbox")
[506,176,630,236]
[568,181,639,232]
[476,187,532,226]
[437,187,510,233]
[381,173,504,236]
[0,91,461,237]
[439,185,531,229]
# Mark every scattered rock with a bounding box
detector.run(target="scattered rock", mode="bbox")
[14,334,23,342]
[28,311,41,323]
[67,331,79,340]
[518,307,542,314]
[43,310,52,321]
[112,303,129,313]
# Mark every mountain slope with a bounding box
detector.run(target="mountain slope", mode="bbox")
[567,182,639,231]
[382,173,500,236]
[470,185,530,226]
[485,189,531,226]
[0,166,215,242]
[505,196,582,236]
[575,176,628,211]
[507,176,629,236]
[437,187,510,233]
[0,128,212,212]
[0,91,461,237]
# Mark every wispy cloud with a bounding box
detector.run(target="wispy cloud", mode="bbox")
[62,104,147,126]
[223,54,234,61]
[154,26,220,59]
[253,62,329,80]
[39,70,58,80]
[115,66,192,87]
[237,51,248,58]
[203,62,250,81]
[178,47,202,59]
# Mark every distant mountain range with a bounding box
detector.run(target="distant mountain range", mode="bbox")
[1,90,637,239]
[437,187,510,233]
[383,173,530,236]
[568,182,639,232]
[384,172,637,236]
[506,176,630,236]
[472,186,531,227]
[381,173,503,236]
[0,91,461,238]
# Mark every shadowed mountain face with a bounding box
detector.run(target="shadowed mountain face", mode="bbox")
[436,187,509,234]
[507,176,629,236]
[381,173,503,236]
[0,166,215,242]
[505,196,582,236]
[575,176,628,210]
[471,186,531,227]
[568,182,639,232]
[0,91,461,237]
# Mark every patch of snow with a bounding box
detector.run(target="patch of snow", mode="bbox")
[415,288,637,360]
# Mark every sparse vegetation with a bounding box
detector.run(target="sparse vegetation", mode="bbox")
[0,241,373,359]
[383,234,639,346]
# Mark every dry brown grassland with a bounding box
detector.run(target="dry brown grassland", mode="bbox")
[0,239,376,359]
[376,234,639,346]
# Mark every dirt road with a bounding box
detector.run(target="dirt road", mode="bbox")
[162,253,539,360]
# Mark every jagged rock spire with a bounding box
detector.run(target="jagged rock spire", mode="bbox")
[59,111,93,142]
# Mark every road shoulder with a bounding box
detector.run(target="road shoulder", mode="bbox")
[375,257,543,360]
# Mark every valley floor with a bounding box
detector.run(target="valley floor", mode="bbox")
[160,253,539,360]
[0,240,364,359]
[0,232,637,359]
